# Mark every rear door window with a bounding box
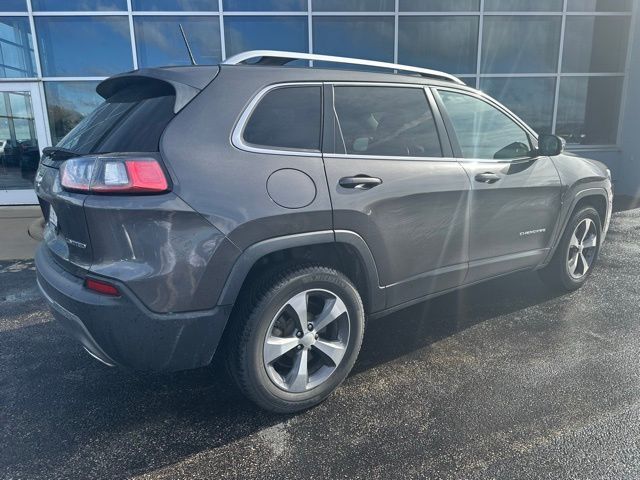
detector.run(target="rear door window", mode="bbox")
[332,85,442,157]
[56,82,176,154]
[243,85,322,151]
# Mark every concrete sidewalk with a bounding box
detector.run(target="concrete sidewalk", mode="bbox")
[0,206,42,260]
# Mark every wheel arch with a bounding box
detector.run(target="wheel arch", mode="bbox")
[540,188,610,268]
[217,230,385,314]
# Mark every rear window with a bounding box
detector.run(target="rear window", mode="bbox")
[56,82,175,155]
[243,85,322,151]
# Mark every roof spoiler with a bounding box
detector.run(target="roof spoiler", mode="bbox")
[97,66,219,113]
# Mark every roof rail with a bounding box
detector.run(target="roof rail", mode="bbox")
[222,50,465,85]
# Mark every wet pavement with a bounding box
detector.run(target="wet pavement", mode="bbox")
[2,209,640,479]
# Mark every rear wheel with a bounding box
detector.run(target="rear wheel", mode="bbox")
[538,206,601,291]
[227,265,365,413]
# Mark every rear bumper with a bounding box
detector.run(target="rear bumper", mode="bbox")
[35,245,232,372]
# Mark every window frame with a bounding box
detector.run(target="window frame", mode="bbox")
[432,85,540,163]
[232,82,324,156]
[323,81,453,161]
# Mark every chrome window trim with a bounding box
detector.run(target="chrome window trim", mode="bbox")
[323,152,453,162]
[231,81,324,157]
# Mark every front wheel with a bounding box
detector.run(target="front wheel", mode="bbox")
[538,206,601,291]
[227,265,365,413]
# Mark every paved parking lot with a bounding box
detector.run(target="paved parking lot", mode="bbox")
[2,210,640,480]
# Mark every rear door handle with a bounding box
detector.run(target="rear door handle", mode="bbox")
[339,175,382,189]
[474,172,501,184]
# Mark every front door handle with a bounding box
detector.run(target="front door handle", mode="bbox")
[339,175,382,189]
[475,172,501,184]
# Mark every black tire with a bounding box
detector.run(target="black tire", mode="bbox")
[538,206,601,292]
[226,265,365,413]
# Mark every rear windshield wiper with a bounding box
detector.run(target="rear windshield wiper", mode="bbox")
[42,146,82,160]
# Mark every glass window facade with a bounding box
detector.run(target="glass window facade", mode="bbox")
[1,0,27,11]
[0,0,634,175]
[35,16,133,76]
[398,16,478,74]
[225,16,308,57]
[135,16,221,67]
[400,0,479,11]
[484,0,562,11]
[223,0,306,11]
[313,17,394,62]
[0,18,36,78]
[562,16,630,73]
[133,0,218,11]
[32,0,127,11]
[481,16,562,73]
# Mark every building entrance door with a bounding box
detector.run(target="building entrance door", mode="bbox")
[0,82,49,205]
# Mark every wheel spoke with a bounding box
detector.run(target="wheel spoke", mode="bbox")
[287,291,309,331]
[581,219,592,242]
[287,348,308,392]
[313,339,347,366]
[579,252,589,274]
[568,251,579,275]
[569,233,580,249]
[264,336,299,364]
[314,296,347,332]
[583,233,597,249]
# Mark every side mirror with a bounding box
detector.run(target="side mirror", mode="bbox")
[537,134,565,156]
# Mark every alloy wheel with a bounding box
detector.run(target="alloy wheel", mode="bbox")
[263,289,350,393]
[567,217,598,279]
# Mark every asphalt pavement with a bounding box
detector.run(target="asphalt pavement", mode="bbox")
[2,209,639,479]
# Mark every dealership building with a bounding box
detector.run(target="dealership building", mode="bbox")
[0,0,638,206]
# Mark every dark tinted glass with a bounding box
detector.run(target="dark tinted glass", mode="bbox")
[480,77,556,134]
[567,0,632,11]
[1,0,27,11]
[223,0,306,10]
[32,0,126,10]
[562,16,630,73]
[133,0,218,10]
[224,16,307,57]
[398,16,478,74]
[400,0,479,10]
[439,90,530,159]
[56,83,175,154]
[244,86,321,151]
[481,16,561,73]
[556,76,623,145]
[135,16,221,67]
[485,0,562,10]
[333,86,442,157]
[35,16,132,76]
[313,17,394,63]
[44,81,102,145]
[0,18,37,78]
[313,0,394,11]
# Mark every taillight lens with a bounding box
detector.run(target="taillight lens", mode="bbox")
[60,157,169,194]
[84,278,120,296]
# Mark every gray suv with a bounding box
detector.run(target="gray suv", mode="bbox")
[35,51,613,413]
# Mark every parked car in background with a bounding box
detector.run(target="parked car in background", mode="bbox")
[35,51,612,413]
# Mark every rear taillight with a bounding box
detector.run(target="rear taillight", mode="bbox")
[60,157,169,194]
[84,278,120,296]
